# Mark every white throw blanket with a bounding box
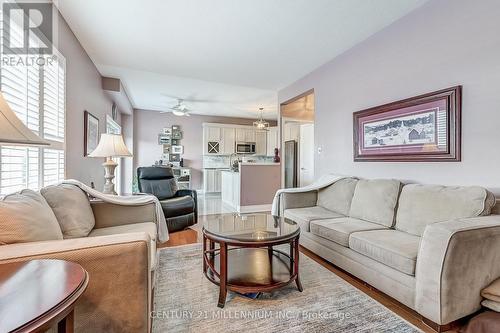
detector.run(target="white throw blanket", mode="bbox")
[271,174,350,216]
[62,179,169,243]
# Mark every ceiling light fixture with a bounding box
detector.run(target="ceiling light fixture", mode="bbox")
[253,107,269,130]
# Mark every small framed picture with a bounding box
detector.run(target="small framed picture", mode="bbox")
[169,154,181,162]
[163,144,172,154]
[171,139,179,145]
[84,111,99,156]
[171,125,181,131]
[172,145,183,154]
[163,128,172,135]
[158,134,171,145]
[172,130,182,140]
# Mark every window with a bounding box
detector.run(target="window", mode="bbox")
[0,7,66,195]
[106,115,122,194]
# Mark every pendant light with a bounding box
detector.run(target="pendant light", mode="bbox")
[253,107,269,130]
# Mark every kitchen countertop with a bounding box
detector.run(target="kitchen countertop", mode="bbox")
[240,162,280,166]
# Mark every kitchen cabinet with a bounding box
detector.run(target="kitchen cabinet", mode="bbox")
[283,122,300,142]
[206,126,221,141]
[266,127,278,156]
[255,130,267,155]
[204,126,222,154]
[236,128,255,142]
[221,170,240,207]
[203,169,222,193]
[220,127,235,154]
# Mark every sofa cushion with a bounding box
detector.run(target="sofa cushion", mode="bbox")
[349,230,421,275]
[89,222,157,270]
[0,189,63,244]
[310,217,387,247]
[284,206,344,232]
[349,179,401,227]
[396,184,496,236]
[160,195,194,218]
[41,184,95,239]
[317,178,358,215]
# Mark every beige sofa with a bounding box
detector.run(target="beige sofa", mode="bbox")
[281,177,500,327]
[0,184,161,333]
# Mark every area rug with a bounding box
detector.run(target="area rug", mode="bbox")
[153,244,422,333]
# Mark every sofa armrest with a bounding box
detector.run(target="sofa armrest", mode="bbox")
[91,200,157,228]
[415,215,500,325]
[280,191,318,214]
[175,189,198,224]
[0,233,152,333]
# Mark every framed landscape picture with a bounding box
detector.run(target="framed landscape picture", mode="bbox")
[84,111,99,156]
[353,86,461,162]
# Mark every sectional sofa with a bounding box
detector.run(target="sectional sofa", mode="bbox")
[281,178,500,328]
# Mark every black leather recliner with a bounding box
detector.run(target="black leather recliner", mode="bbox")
[137,167,197,232]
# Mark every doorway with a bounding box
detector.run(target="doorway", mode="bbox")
[280,90,315,188]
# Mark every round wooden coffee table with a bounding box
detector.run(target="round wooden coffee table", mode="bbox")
[0,259,89,333]
[202,213,302,308]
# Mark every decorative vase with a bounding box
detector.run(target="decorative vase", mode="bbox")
[273,148,280,163]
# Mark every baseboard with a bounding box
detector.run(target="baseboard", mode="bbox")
[237,204,272,213]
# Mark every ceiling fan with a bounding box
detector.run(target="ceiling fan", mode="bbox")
[160,99,191,116]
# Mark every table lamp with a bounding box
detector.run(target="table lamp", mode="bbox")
[0,92,49,146]
[89,133,132,195]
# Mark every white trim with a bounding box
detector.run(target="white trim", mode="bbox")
[236,204,272,213]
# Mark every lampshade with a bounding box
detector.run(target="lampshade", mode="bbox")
[89,134,132,158]
[0,92,49,146]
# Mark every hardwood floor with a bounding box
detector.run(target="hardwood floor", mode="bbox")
[160,221,464,333]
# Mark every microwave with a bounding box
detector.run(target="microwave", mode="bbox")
[235,142,256,154]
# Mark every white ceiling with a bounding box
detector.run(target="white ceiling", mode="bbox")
[55,0,428,119]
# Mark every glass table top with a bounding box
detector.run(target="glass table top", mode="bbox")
[202,213,299,242]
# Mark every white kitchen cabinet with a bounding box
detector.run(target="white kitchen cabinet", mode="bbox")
[221,170,240,208]
[215,169,221,192]
[203,126,222,154]
[236,128,255,142]
[283,122,300,142]
[221,127,235,154]
[266,127,278,156]
[206,126,221,141]
[255,130,267,155]
[245,129,256,142]
[235,128,245,142]
[203,169,222,193]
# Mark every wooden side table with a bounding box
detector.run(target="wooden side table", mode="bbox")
[0,259,89,333]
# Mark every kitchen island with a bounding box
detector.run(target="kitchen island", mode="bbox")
[221,162,281,213]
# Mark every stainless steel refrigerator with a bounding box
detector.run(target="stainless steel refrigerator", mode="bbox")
[284,140,297,188]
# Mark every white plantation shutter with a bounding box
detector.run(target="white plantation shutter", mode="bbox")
[0,146,39,194]
[43,56,65,142]
[0,8,66,195]
[43,148,64,185]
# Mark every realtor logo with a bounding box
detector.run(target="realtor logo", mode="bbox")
[2,2,53,55]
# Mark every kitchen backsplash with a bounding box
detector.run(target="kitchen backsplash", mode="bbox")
[203,155,230,168]
[203,155,274,168]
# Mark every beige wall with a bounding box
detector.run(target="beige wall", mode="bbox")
[57,13,118,190]
[279,0,500,194]
[133,109,277,190]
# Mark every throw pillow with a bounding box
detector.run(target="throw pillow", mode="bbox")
[40,184,95,238]
[0,189,63,244]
